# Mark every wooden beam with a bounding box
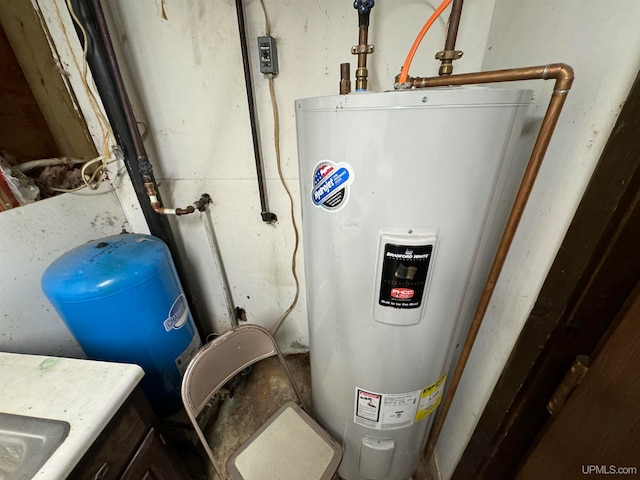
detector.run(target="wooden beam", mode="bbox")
[0,0,96,160]
[0,23,58,160]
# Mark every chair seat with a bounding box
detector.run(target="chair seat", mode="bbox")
[182,325,342,480]
[227,402,341,480]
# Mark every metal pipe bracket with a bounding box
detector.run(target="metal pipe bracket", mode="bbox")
[351,44,375,54]
[435,50,463,61]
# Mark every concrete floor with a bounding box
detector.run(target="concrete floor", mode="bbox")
[176,353,438,480]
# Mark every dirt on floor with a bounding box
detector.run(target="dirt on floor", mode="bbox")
[206,354,312,476]
[173,352,436,480]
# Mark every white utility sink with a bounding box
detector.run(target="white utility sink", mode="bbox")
[0,352,144,479]
[0,413,69,480]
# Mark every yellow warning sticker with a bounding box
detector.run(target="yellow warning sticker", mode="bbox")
[415,373,447,422]
[353,373,448,430]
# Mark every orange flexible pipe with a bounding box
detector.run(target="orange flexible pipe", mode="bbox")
[398,0,452,84]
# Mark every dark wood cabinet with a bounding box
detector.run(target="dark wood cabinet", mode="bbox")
[68,388,190,480]
[120,428,189,480]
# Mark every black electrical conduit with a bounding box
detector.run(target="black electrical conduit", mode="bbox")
[235,0,277,223]
[68,0,204,337]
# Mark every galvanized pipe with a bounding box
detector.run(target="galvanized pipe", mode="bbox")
[201,207,239,328]
[71,0,204,337]
[415,63,574,458]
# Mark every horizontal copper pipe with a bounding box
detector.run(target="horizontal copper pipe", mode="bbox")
[144,181,196,216]
[420,63,574,459]
[410,63,574,91]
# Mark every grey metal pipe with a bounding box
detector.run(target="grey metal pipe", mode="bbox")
[235,0,277,223]
[201,207,239,328]
[91,0,145,159]
[68,0,204,337]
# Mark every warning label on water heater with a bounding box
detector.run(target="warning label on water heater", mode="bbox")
[354,373,447,430]
[378,243,433,309]
[355,389,382,423]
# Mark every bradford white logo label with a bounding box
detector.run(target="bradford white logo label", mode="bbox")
[311,160,354,212]
[379,243,433,309]
[164,294,189,331]
[385,251,431,260]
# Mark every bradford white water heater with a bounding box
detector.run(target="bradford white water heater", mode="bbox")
[295,87,531,480]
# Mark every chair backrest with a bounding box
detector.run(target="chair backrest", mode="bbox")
[181,324,306,479]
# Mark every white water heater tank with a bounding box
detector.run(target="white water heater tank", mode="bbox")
[295,87,531,480]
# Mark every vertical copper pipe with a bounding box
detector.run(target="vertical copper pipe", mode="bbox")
[340,63,352,94]
[439,0,464,75]
[355,12,371,92]
[412,63,574,459]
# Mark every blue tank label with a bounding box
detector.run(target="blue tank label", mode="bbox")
[164,294,189,331]
[311,160,354,212]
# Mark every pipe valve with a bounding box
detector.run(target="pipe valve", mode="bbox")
[351,0,375,92]
[353,0,374,14]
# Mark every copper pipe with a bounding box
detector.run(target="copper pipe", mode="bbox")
[417,63,574,459]
[340,63,352,95]
[175,206,196,216]
[355,12,371,92]
[144,181,196,216]
[439,0,464,75]
[409,63,574,91]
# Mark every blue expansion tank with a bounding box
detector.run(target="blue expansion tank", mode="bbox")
[41,233,201,416]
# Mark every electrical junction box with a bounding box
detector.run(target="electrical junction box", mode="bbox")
[258,35,278,75]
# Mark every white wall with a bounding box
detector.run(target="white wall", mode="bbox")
[103,0,496,350]
[96,0,640,471]
[0,190,128,356]
[435,1,640,478]
[0,0,136,357]
[7,0,638,475]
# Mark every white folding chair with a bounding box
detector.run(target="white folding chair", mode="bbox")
[181,324,342,480]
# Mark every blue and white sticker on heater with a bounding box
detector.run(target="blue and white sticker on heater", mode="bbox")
[164,294,189,331]
[311,160,355,212]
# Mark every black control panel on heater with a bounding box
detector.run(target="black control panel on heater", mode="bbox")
[378,243,433,309]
